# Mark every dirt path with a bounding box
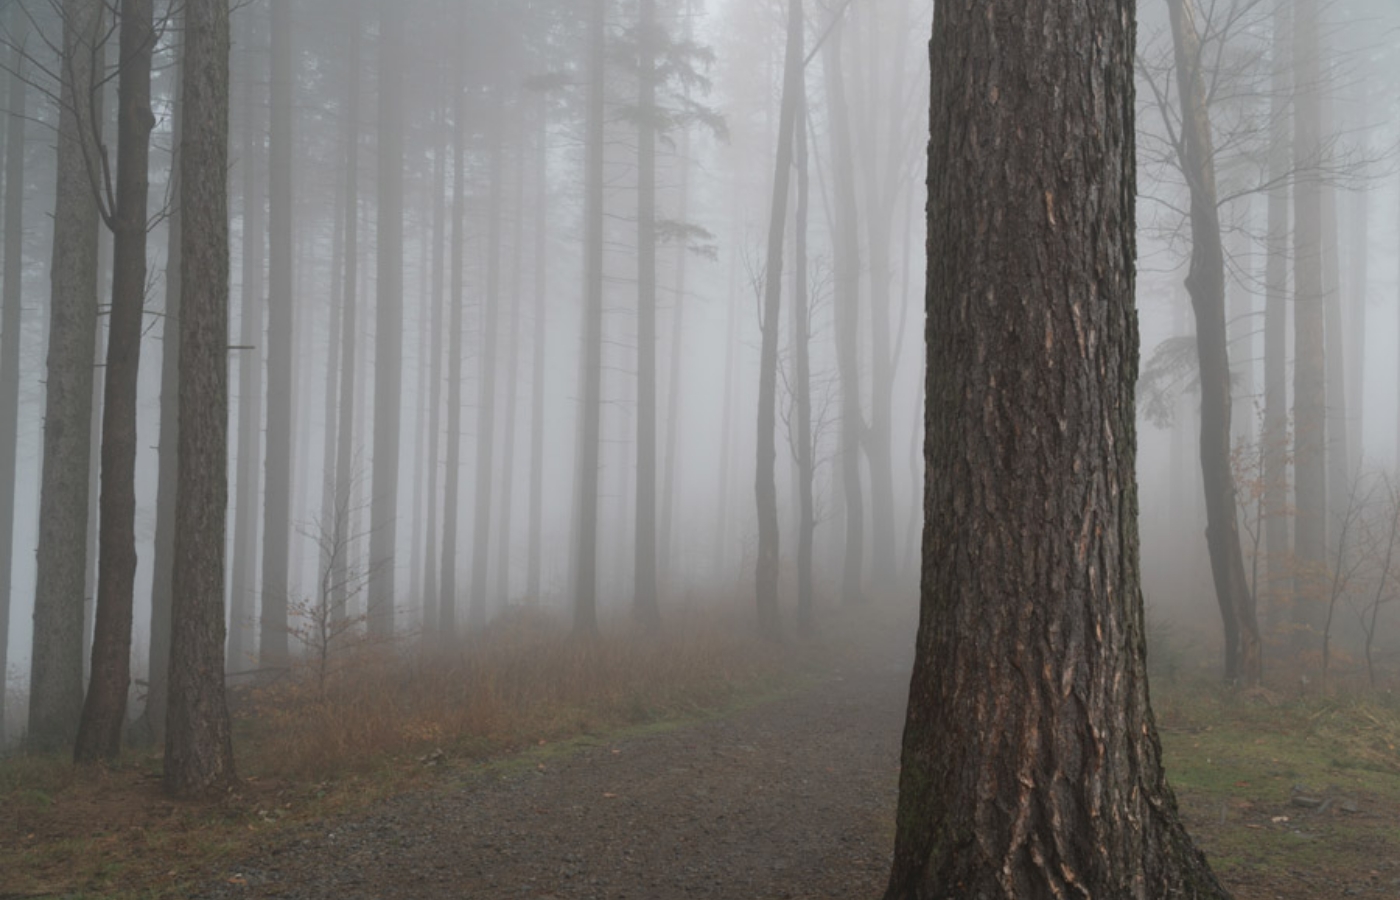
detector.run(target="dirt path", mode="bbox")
[195,656,911,900]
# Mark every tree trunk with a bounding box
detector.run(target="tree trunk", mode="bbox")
[28,0,104,754]
[0,10,26,747]
[633,0,660,628]
[164,0,235,797]
[147,35,182,741]
[76,0,156,764]
[822,21,866,608]
[332,0,361,631]
[1262,0,1290,624]
[793,85,815,635]
[229,4,264,669]
[421,93,446,636]
[884,0,1229,893]
[526,98,547,606]
[470,93,503,632]
[369,0,404,638]
[494,117,524,613]
[259,0,294,665]
[1166,0,1262,685]
[754,0,802,642]
[1292,0,1326,640]
[439,74,465,638]
[572,0,606,637]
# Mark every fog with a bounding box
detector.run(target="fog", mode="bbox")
[1,0,1400,739]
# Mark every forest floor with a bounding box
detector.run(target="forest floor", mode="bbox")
[4,610,1400,899]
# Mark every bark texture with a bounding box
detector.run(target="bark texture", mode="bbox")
[884,1,1229,896]
[164,0,235,797]
[28,0,104,753]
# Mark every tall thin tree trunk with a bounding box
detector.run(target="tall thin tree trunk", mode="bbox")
[147,37,183,740]
[1292,0,1327,640]
[495,119,525,612]
[793,86,815,635]
[439,74,465,638]
[229,5,264,669]
[573,0,606,637]
[755,0,803,642]
[470,94,504,632]
[259,0,294,665]
[0,11,27,746]
[163,0,235,796]
[526,99,548,606]
[76,0,157,763]
[369,0,404,638]
[823,22,866,607]
[1262,0,1291,624]
[633,0,660,628]
[28,0,105,754]
[332,0,361,630]
[421,94,446,636]
[1166,0,1262,685]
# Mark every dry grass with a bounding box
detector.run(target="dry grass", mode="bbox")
[237,603,800,779]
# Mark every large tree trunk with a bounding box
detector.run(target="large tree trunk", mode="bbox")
[494,118,524,612]
[259,0,295,666]
[792,86,815,635]
[0,10,27,747]
[754,0,803,642]
[469,94,503,632]
[439,74,465,638]
[164,0,235,797]
[633,0,660,628]
[822,22,866,608]
[28,0,104,754]
[1262,1,1291,624]
[572,0,606,637]
[229,4,264,669]
[1292,0,1326,641]
[76,0,156,764]
[332,0,362,631]
[1166,0,1262,685]
[369,0,404,638]
[884,0,1229,894]
[420,94,446,636]
[147,36,183,741]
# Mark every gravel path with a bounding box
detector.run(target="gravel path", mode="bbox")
[197,657,911,900]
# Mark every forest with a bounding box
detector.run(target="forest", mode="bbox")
[0,0,1398,897]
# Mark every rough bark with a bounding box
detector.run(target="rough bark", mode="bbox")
[28,0,104,754]
[822,22,866,608]
[164,0,235,797]
[633,0,660,629]
[369,0,404,638]
[76,0,156,764]
[259,0,294,666]
[1292,0,1326,639]
[884,0,1230,895]
[0,10,27,747]
[1165,0,1261,684]
[572,0,606,637]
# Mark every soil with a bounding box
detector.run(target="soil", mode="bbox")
[172,649,1397,900]
[191,654,910,900]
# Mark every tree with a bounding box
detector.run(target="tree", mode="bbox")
[75,0,157,764]
[368,0,404,639]
[0,8,28,747]
[28,0,105,754]
[632,0,660,628]
[753,0,803,642]
[260,0,295,666]
[1163,0,1262,684]
[883,0,1229,894]
[438,46,464,638]
[164,0,235,797]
